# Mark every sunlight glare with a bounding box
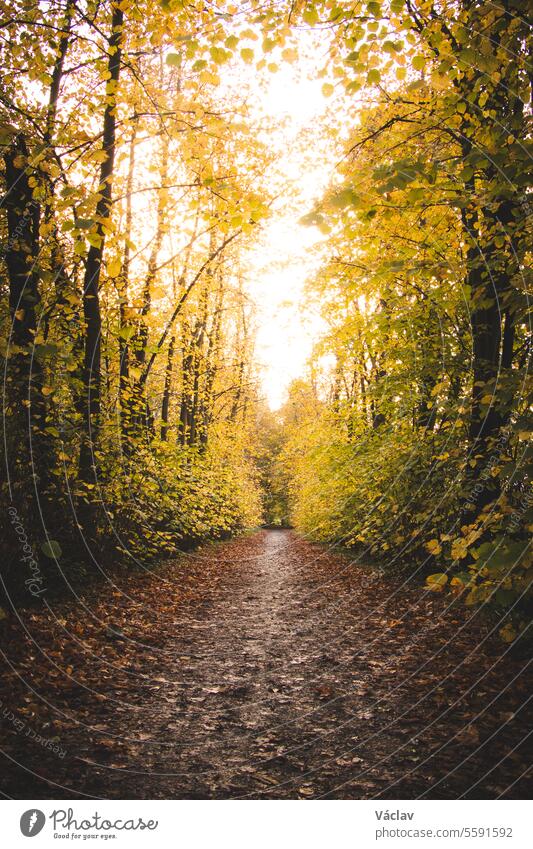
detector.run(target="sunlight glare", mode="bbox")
[241,64,336,410]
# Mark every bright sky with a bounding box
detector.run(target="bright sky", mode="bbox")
[241,67,337,409]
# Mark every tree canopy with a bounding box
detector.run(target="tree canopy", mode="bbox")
[1,0,531,641]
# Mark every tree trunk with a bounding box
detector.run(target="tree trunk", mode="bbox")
[129,133,168,438]
[160,334,175,441]
[3,135,45,477]
[118,117,138,450]
[78,3,124,519]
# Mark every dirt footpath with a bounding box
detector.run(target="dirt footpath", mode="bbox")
[0,530,531,798]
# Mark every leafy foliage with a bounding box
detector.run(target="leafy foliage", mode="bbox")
[273,0,532,639]
[0,0,531,646]
[0,0,270,590]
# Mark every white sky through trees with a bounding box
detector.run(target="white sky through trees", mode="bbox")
[238,60,338,410]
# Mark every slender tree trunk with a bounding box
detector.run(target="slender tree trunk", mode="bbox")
[460,147,501,515]
[230,298,248,424]
[416,308,439,431]
[78,3,124,517]
[460,167,521,516]
[3,135,51,515]
[129,133,169,437]
[199,274,224,447]
[178,330,193,446]
[160,335,175,441]
[43,0,74,309]
[118,116,138,449]
[44,0,74,145]
[188,325,204,446]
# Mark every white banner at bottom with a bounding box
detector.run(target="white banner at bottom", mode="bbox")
[2,799,531,848]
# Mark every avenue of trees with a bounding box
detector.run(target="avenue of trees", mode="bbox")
[1,1,531,638]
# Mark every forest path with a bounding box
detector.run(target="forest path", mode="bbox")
[0,531,531,799]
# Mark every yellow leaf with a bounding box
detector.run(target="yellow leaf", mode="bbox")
[282,48,298,64]
[240,48,254,64]
[499,623,516,643]
[451,538,469,560]
[107,259,121,278]
[426,573,448,591]
[426,539,442,556]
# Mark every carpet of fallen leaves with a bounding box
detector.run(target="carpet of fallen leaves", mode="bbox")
[0,530,531,799]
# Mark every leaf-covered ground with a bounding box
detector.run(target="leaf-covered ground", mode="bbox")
[0,530,531,799]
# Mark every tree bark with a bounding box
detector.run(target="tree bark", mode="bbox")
[118,116,138,449]
[78,2,124,518]
[3,134,49,508]
[160,334,175,441]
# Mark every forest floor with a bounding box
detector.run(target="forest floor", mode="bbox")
[0,530,531,799]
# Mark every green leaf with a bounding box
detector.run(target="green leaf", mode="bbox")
[119,326,135,341]
[299,210,325,228]
[41,540,62,559]
[302,6,319,24]
[329,188,361,209]
[383,40,400,54]
[407,187,426,202]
